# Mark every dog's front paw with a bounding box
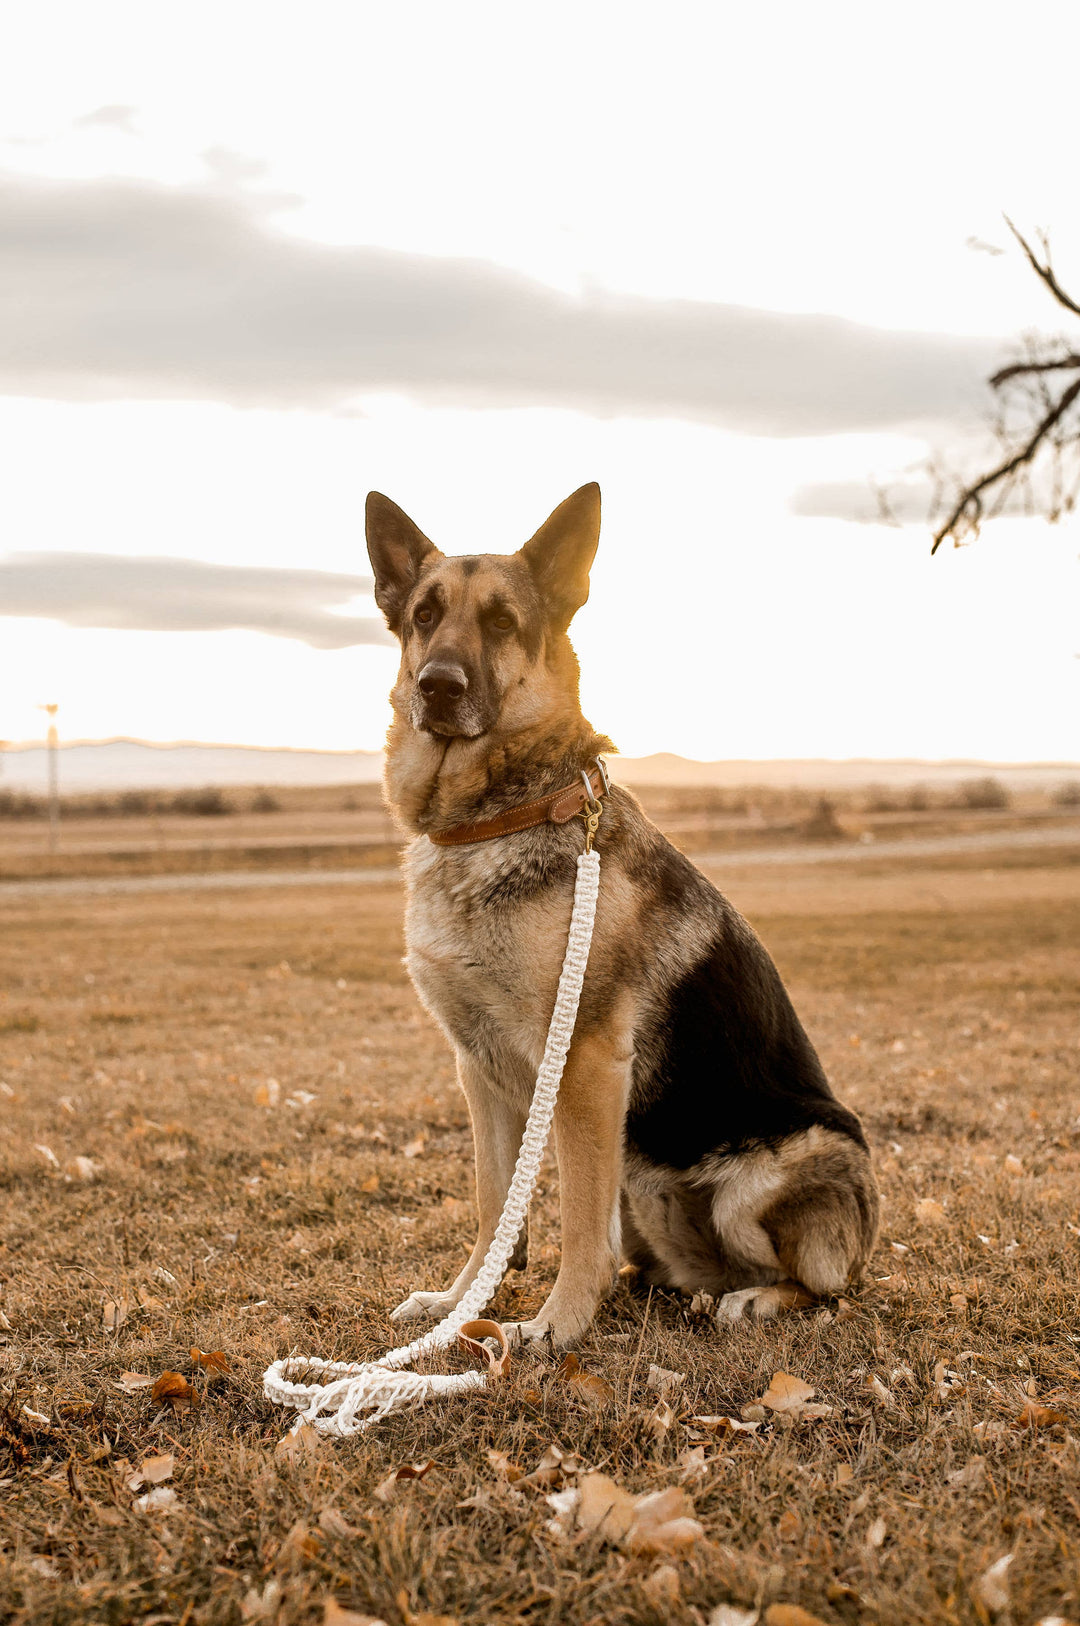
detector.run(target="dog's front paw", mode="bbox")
[501,1310,588,1351]
[390,1289,459,1325]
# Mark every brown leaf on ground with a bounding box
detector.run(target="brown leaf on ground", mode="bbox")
[190,1347,231,1374]
[972,1552,1013,1615]
[278,1520,323,1564]
[318,1508,360,1539]
[484,1448,523,1483]
[102,1298,130,1332]
[396,1591,458,1626]
[63,1155,99,1181]
[642,1565,681,1609]
[764,1608,831,1626]
[759,1372,816,1416]
[401,1134,426,1158]
[458,1319,509,1377]
[127,1452,174,1490]
[646,1363,686,1395]
[253,1079,280,1108]
[689,1414,761,1439]
[323,1602,389,1626]
[558,1352,614,1408]
[1016,1399,1068,1430]
[114,1372,153,1393]
[521,1444,584,1487]
[647,1400,675,1439]
[134,1486,178,1513]
[150,1371,199,1411]
[709,1609,759,1626]
[548,1471,704,1554]
[915,1197,948,1226]
[947,1456,987,1490]
[373,1460,437,1502]
[274,1422,324,1465]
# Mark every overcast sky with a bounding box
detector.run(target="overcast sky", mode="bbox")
[0,2,1077,763]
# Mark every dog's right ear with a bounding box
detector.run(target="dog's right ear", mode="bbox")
[365,493,441,635]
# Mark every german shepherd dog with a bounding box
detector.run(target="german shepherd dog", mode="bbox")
[367,483,878,1347]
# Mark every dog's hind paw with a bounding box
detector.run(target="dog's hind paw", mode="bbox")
[389,1289,458,1325]
[715,1281,815,1323]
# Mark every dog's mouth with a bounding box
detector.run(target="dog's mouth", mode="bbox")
[419,717,487,740]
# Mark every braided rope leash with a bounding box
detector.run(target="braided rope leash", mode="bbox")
[262,846,602,1437]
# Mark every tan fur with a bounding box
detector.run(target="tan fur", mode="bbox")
[369,486,878,1345]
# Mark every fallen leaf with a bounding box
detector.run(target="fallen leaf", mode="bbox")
[972,1552,1013,1615]
[646,1363,686,1395]
[647,1400,676,1439]
[763,1609,830,1626]
[690,1414,761,1437]
[1003,1154,1023,1176]
[134,1485,178,1513]
[127,1453,174,1490]
[947,1456,987,1490]
[373,1460,436,1502]
[401,1134,426,1158]
[709,1608,759,1626]
[643,1565,682,1609]
[550,1471,705,1554]
[323,1603,389,1626]
[759,1372,816,1416]
[241,1579,283,1621]
[777,1508,801,1541]
[1016,1400,1068,1430]
[915,1198,948,1226]
[360,1174,380,1194]
[834,1462,855,1486]
[274,1422,324,1465]
[102,1298,130,1332]
[558,1352,614,1408]
[677,1445,709,1482]
[458,1320,509,1378]
[150,1371,198,1411]
[864,1373,895,1407]
[63,1155,98,1182]
[485,1448,523,1483]
[523,1443,584,1486]
[27,1556,60,1578]
[318,1508,360,1539]
[278,1520,323,1563]
[190,1347,230,1375]
[285,1090,317,1109]
[114,1371,153,1393]
[866,1515,887,1549]
[253,1079,280,1108]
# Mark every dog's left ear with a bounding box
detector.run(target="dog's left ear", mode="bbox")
[519,483,601,634]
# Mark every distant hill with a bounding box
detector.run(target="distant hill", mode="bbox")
[2,736,1077,795]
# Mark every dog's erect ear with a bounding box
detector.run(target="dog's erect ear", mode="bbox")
[519,483,601,634]
[365,493,441,634]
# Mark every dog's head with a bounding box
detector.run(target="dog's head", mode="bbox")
[366,484,600,742]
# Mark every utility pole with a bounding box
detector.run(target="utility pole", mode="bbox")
[39,703,60,854]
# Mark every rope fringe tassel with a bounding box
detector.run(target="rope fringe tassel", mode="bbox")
[262,848,602,1437]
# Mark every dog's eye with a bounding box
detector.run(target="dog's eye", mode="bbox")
[493,614,514,631]
[415,607,433,624]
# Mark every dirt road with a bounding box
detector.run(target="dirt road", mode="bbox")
[3,819,1077,898]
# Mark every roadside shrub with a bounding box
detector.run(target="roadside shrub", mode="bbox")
[250,789,281,813]
[957,776,1010,811]
[169,787,234,816]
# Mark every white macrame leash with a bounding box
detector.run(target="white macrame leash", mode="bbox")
[262,846,602,1437]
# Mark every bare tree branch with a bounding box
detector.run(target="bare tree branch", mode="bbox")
[990,353,1080,388]
[1004,216,1080,321]
[930,374,1080,553]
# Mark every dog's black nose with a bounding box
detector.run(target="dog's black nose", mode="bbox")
[418,661,468,702]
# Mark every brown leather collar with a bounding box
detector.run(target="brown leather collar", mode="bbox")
[428,760,611,847]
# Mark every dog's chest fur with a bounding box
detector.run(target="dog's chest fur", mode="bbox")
[401,832,579,1099]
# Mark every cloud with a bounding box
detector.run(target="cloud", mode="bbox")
[790,477,1039,525]
[0,552,392,648]
[72,105,140,134]
[0,169,1003,436]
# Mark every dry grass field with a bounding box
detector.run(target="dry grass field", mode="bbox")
[2,841,1080,1625]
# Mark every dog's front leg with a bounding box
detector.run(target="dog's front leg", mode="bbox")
[503,1025,631,1349]
[390,1052,527,1325]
